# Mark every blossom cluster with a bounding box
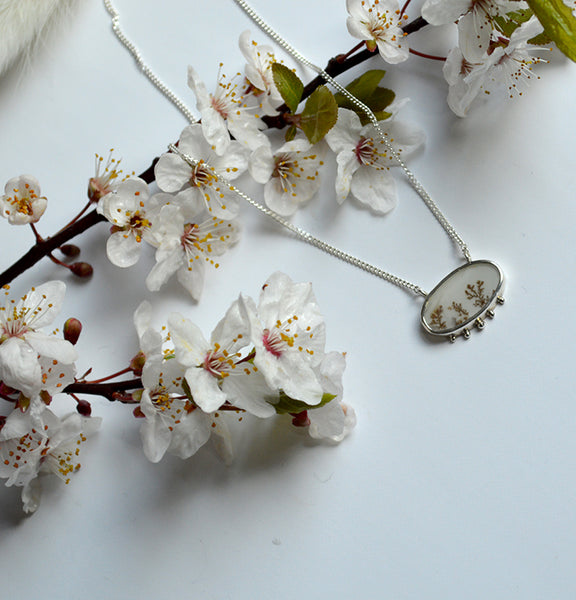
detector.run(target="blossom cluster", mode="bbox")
[421,0,550,115]
[0,281,101,513]
[0,274,354,513]
[133,271,355,464]
[96,133,243,300]
[345,0,554,116]
[84,28,425,299]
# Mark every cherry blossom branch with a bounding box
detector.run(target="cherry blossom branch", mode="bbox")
[0,159,158,288]
[261,16,429,130]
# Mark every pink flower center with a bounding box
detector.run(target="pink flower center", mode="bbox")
[189,161,216,188]
[355,137,376,165]
[203,344,238,378]
[181,223,199,252]
[262,328,285,358]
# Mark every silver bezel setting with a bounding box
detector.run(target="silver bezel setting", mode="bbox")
[420,260,505,340]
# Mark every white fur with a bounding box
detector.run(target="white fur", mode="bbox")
[0,0,76,75]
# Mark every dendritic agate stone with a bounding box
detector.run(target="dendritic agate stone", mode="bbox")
[421,260,504,341]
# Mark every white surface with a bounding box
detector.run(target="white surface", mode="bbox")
[1,1,576,599]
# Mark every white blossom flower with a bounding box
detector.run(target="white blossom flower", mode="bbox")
[346,0,409,64]
[0,405,101,513]
[443,16,547,116]
[138,353,208,462]
[97,177,158,268]
[169,300,277,417]
[325,107,424,214]
[422,0,528,60]
[307,351,356,442]
[239,272,327,406]
[131,302,235,462]
[138,356,235,464]
[249,138,325,216]
[88,149,129,203]
[188,65,267,154]
[154,124,248,220]
[0,175,47,225]
[146,193,240,300]
[239,30,284,116]
[0,281,77,398]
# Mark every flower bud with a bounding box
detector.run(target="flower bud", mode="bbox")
[70,262,93,278]
[63,317,82,345]
[291,410,310,428]
[76,399,92,416]
[129,351,146,376]
[59,244,81,257]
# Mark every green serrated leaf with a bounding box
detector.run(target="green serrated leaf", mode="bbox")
[272,391,337,415]
[334,69,386,108]
[271,62,304,113]
[300,86,338,144]
[526,0,576,61]
[341,69,386,101]
[334,70,395,123]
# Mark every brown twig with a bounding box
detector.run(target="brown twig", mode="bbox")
[63,378,143,402]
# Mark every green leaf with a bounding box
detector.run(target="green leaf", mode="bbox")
[334,69,395,124]
[493,9,532,38]
[285,124,297,142]
[526,0,576,61]
[338,69,386,101]
[365,87,396,112]
[272,391,337,415]
[271,62,304,113]
[299,85,339,144]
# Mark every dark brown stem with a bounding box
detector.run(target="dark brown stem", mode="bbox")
[82,366,133,384]
[409,48,447,61]
[64,378,143,402]
[0,209,106,288]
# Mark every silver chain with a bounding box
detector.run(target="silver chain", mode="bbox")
[102,0,474,297]
[102,0,197,124]
[168,144,427,297]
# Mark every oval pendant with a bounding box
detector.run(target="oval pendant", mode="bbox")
[420,260,504,341]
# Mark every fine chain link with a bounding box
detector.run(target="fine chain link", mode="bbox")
[232,0,472,263]
[102,0,197,124]
[168,144,428,297]
[100,0,455,296]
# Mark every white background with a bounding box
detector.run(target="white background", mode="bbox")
[1,1,576,599]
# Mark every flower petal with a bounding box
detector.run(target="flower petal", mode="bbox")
[350,165,397,214]
[154,153,192,193]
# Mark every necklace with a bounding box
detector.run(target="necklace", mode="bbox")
[102,0,505,342]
